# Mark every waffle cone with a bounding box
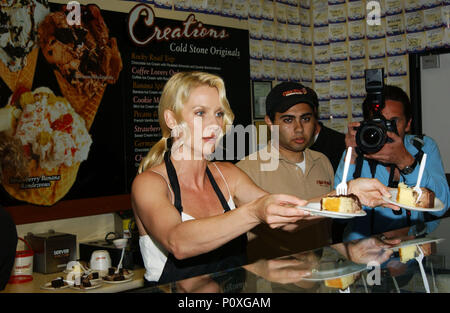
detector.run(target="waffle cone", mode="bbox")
[54,70,106,130]
[2,159,80,206]
[0,47,38,91]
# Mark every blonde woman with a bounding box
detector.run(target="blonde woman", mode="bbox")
[131,71,394,286]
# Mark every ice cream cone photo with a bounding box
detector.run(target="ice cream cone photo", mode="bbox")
[38,4,123,130]
[54,70,106,130]
[0,0,50,91]
[0,47,39,92]
[0,87,93,206]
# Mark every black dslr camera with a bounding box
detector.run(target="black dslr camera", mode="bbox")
[355,68,398,154]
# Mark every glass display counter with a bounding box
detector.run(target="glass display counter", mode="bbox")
[129,216,450,294]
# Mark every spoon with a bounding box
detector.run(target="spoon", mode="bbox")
[115,247,125,274]
[112,238,128,274]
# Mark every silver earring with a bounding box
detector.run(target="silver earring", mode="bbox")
[171,125,181,138]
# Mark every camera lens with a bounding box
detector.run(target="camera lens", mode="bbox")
[355,122,387,154]
[362,126,383,147]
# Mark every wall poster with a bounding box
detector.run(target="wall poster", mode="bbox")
[0,1,250,207]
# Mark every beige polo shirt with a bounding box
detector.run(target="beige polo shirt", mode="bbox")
[236,143,334,262]
[237,144,334,198]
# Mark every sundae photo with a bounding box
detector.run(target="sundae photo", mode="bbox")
[0,87,92,205]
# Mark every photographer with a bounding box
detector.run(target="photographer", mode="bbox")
[335,84,449,241]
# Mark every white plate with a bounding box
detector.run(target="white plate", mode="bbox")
[69,280,102,291]
[302,260,367,282]
[40,281,70,290]
[64,270,102,281]
[102,277,133,284]
[102,269,134,283]
[105,268,134,278]
[125,270,134,279]
[382,189,444,212]
[297,202,367,219]
[389,237,444,252]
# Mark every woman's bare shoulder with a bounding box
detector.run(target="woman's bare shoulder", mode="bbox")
[211,161,252,187]
[211,161,240,176]
[132,164,169,196]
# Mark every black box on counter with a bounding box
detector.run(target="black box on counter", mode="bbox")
[79,240,143,270]
[25,231,77,274]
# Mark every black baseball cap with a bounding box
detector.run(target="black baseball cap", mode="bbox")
[266,82,319,118]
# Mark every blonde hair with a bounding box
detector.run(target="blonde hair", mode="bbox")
[138,71,234,173]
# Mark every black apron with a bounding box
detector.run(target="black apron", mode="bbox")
[148,151,247,286]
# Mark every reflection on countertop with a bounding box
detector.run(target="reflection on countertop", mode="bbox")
[130,217,450,294]
[4,217,450,294]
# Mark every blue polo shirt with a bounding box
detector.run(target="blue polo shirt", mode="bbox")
[334,135,450,241]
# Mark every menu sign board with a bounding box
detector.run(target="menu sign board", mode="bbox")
[123,4,251,186]
[0,2,250,207]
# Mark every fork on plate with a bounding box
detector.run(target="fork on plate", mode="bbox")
[416,245,430,293]
[413,153,427,204]
[336,147,353,196]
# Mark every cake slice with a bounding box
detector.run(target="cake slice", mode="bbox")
[325,274,355,289]
[397,182,435,208]
[419,242,437,256]
[321,194,362,213]
[399,242,437,263]
[399,245,417,263]
[51,277,66,288]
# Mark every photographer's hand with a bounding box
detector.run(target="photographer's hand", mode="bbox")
[345,121,360,164]
[364,131,414,169]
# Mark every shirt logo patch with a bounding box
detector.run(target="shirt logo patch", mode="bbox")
[282,88,308,97]
[316,180,331,187]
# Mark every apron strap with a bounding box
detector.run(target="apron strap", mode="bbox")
[164,151,183,212]
[164,151,231,213]
[206,167,231,212]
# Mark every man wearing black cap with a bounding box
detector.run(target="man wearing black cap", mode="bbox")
[237,82,334,262]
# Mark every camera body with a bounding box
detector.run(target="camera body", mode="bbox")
[355,68,399,154]
[356,116,398,154]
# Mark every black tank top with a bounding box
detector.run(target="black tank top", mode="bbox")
[154,151,247,285]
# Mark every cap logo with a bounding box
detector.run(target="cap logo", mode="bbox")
[282,88,307,97]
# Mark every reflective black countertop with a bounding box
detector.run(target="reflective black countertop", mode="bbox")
[128,216,450,294]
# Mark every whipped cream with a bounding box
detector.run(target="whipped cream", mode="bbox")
[14,88,93,171]
[0,0,49,71]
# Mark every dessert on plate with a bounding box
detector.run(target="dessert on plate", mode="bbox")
[70,274,94,289]
[399,242,436,263]
[396,182,435,208]
[0,87,92,205]
[50,276,67,288]
[320,194,362,213]
[38,4,122,130]
[103,267,132,282]
[325,273,356,290]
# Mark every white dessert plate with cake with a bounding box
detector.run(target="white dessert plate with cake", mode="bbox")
[297,201,366,219]
[389,237,444,252]
[101,268,134,284]
[382,185,444,212]
[301,260,366,282]
[40,280,70,290]
[102,277,133,284]
[69,280,103,291]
